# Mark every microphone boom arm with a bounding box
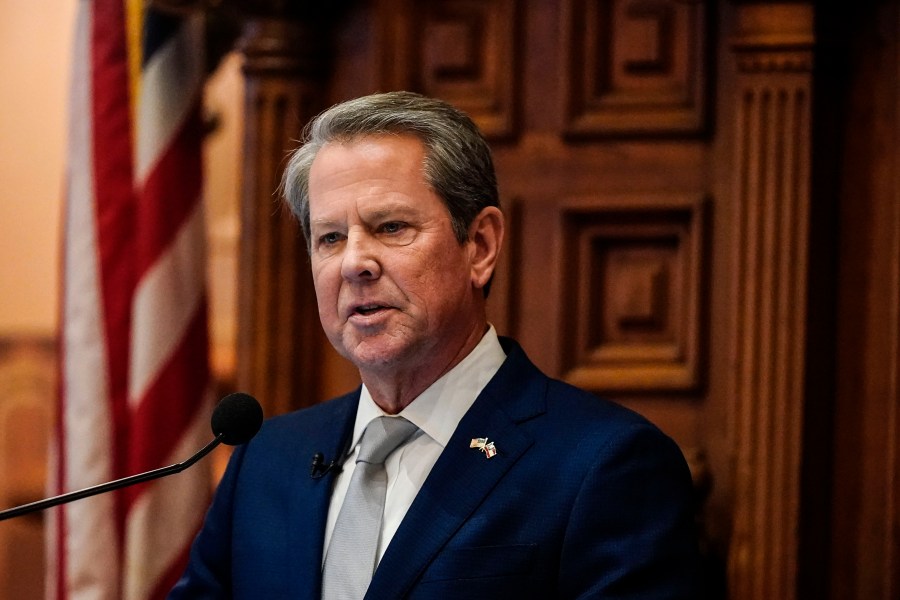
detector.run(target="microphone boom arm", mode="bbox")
[0,433,225,522]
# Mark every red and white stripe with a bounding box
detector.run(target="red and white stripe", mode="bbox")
[48,2,211,599]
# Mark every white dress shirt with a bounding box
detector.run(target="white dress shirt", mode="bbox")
[322,326,506,566]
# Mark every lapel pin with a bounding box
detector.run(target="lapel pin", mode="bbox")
[470,437,498,459]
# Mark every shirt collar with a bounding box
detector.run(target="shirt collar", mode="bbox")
[349,326,507,453]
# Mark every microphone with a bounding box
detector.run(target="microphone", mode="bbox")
[211,392,264,445]
[310,453,343,478]
[0,392,263,522]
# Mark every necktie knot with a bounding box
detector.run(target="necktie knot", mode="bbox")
[356,416,418,465]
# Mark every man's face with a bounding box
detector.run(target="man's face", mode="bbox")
[307,135,482,379]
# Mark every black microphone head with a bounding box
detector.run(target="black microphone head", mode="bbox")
[211,393,263,446]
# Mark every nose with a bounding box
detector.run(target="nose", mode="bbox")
[340,231,382,282]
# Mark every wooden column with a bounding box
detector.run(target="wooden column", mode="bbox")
[235,10,332,417]
[727,4,814,599]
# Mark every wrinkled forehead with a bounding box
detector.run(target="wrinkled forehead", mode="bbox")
[307,135,448,223]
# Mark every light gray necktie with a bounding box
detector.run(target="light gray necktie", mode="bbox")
[322,416,418,600]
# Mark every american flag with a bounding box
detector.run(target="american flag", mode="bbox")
[47,1,212,598]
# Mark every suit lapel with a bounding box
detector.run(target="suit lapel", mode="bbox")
[366,341,547,598]
[286,391,359,600]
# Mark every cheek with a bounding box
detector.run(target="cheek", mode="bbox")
[400,250,470,305]
[395,252,449,291]
[312,264,340,314]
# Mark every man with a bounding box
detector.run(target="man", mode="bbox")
[171,92,698,598]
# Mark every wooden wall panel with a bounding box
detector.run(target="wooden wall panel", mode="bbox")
[562,0,708,137]
[826,3,900,598]
[236,17,332,417]
[225,1,900,598]
[889,179,900,600]
[0,338,53,598]
[380,0,521,139]
[558,194,706,392]
[727,5,814,599]
[235,0,719,594]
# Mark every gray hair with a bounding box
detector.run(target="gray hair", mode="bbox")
[281,91,500,249]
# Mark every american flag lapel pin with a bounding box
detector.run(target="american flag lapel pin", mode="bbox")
[470,437,498,459]
[482,441,497,458]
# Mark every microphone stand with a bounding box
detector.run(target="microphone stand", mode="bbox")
[0,433,225,522]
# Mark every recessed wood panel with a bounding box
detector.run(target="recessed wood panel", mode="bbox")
[559,195,707,392]
[382,0,520,139]
[562,0,708,137]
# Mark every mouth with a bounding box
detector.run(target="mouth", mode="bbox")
[348,303,392,319]
[355,304,386,315]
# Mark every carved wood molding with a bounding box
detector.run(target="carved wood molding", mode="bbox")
[731,3,814,74]
[377,0,521,140]
[561,0,709,137]
[235,16,332,417]
[557,194,707,393]
[727,4,814,598]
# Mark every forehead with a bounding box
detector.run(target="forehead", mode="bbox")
[308,135,443,217]
[310,134,426,187]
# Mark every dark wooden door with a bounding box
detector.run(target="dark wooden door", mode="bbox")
[235,1,885,598]
[327,0,727,593]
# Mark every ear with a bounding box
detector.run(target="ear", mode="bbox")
[466,206,504,290]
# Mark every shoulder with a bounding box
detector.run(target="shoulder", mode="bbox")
[498,336,671,436]
[545,378,684,472]
[496,337,686,472]
[228,389,359,465]
[255,389,358,436]
[545,377,668,449]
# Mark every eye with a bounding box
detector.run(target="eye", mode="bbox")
[318,231,344,247]
[379,221,406,235]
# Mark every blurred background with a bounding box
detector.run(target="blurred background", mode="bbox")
[2,1,900,599]
[0,0,244,595]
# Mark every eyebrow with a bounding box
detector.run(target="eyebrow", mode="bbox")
[310,218,342,232]
[365,204,418,220]
[310,203,420,231]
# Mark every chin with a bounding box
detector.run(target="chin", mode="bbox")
[344,337,420,372]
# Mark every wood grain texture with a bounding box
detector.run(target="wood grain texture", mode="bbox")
[378,0,521,139]
[236,17,331,416]
[562,0,708,137]
[556,194,707,392]
[727,5,813,599]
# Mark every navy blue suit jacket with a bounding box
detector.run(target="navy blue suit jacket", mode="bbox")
[171,339,698,598]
